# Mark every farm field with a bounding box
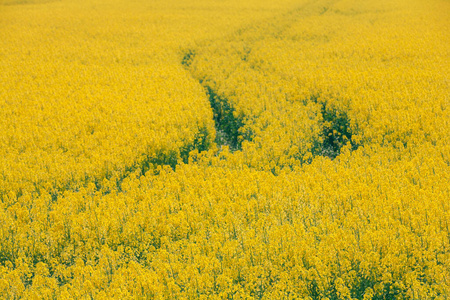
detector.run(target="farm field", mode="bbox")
[0,0,449,299]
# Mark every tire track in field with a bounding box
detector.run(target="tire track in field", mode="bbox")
[182,0,357,161]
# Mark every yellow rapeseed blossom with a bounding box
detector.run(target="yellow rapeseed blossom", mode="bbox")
[0,0,448,298]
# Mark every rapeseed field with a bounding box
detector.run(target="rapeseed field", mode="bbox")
[0,0,448,299]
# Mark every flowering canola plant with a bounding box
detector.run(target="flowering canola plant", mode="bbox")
[0,0,449,299]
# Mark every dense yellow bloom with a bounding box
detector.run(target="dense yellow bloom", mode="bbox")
[0,0,449,299]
